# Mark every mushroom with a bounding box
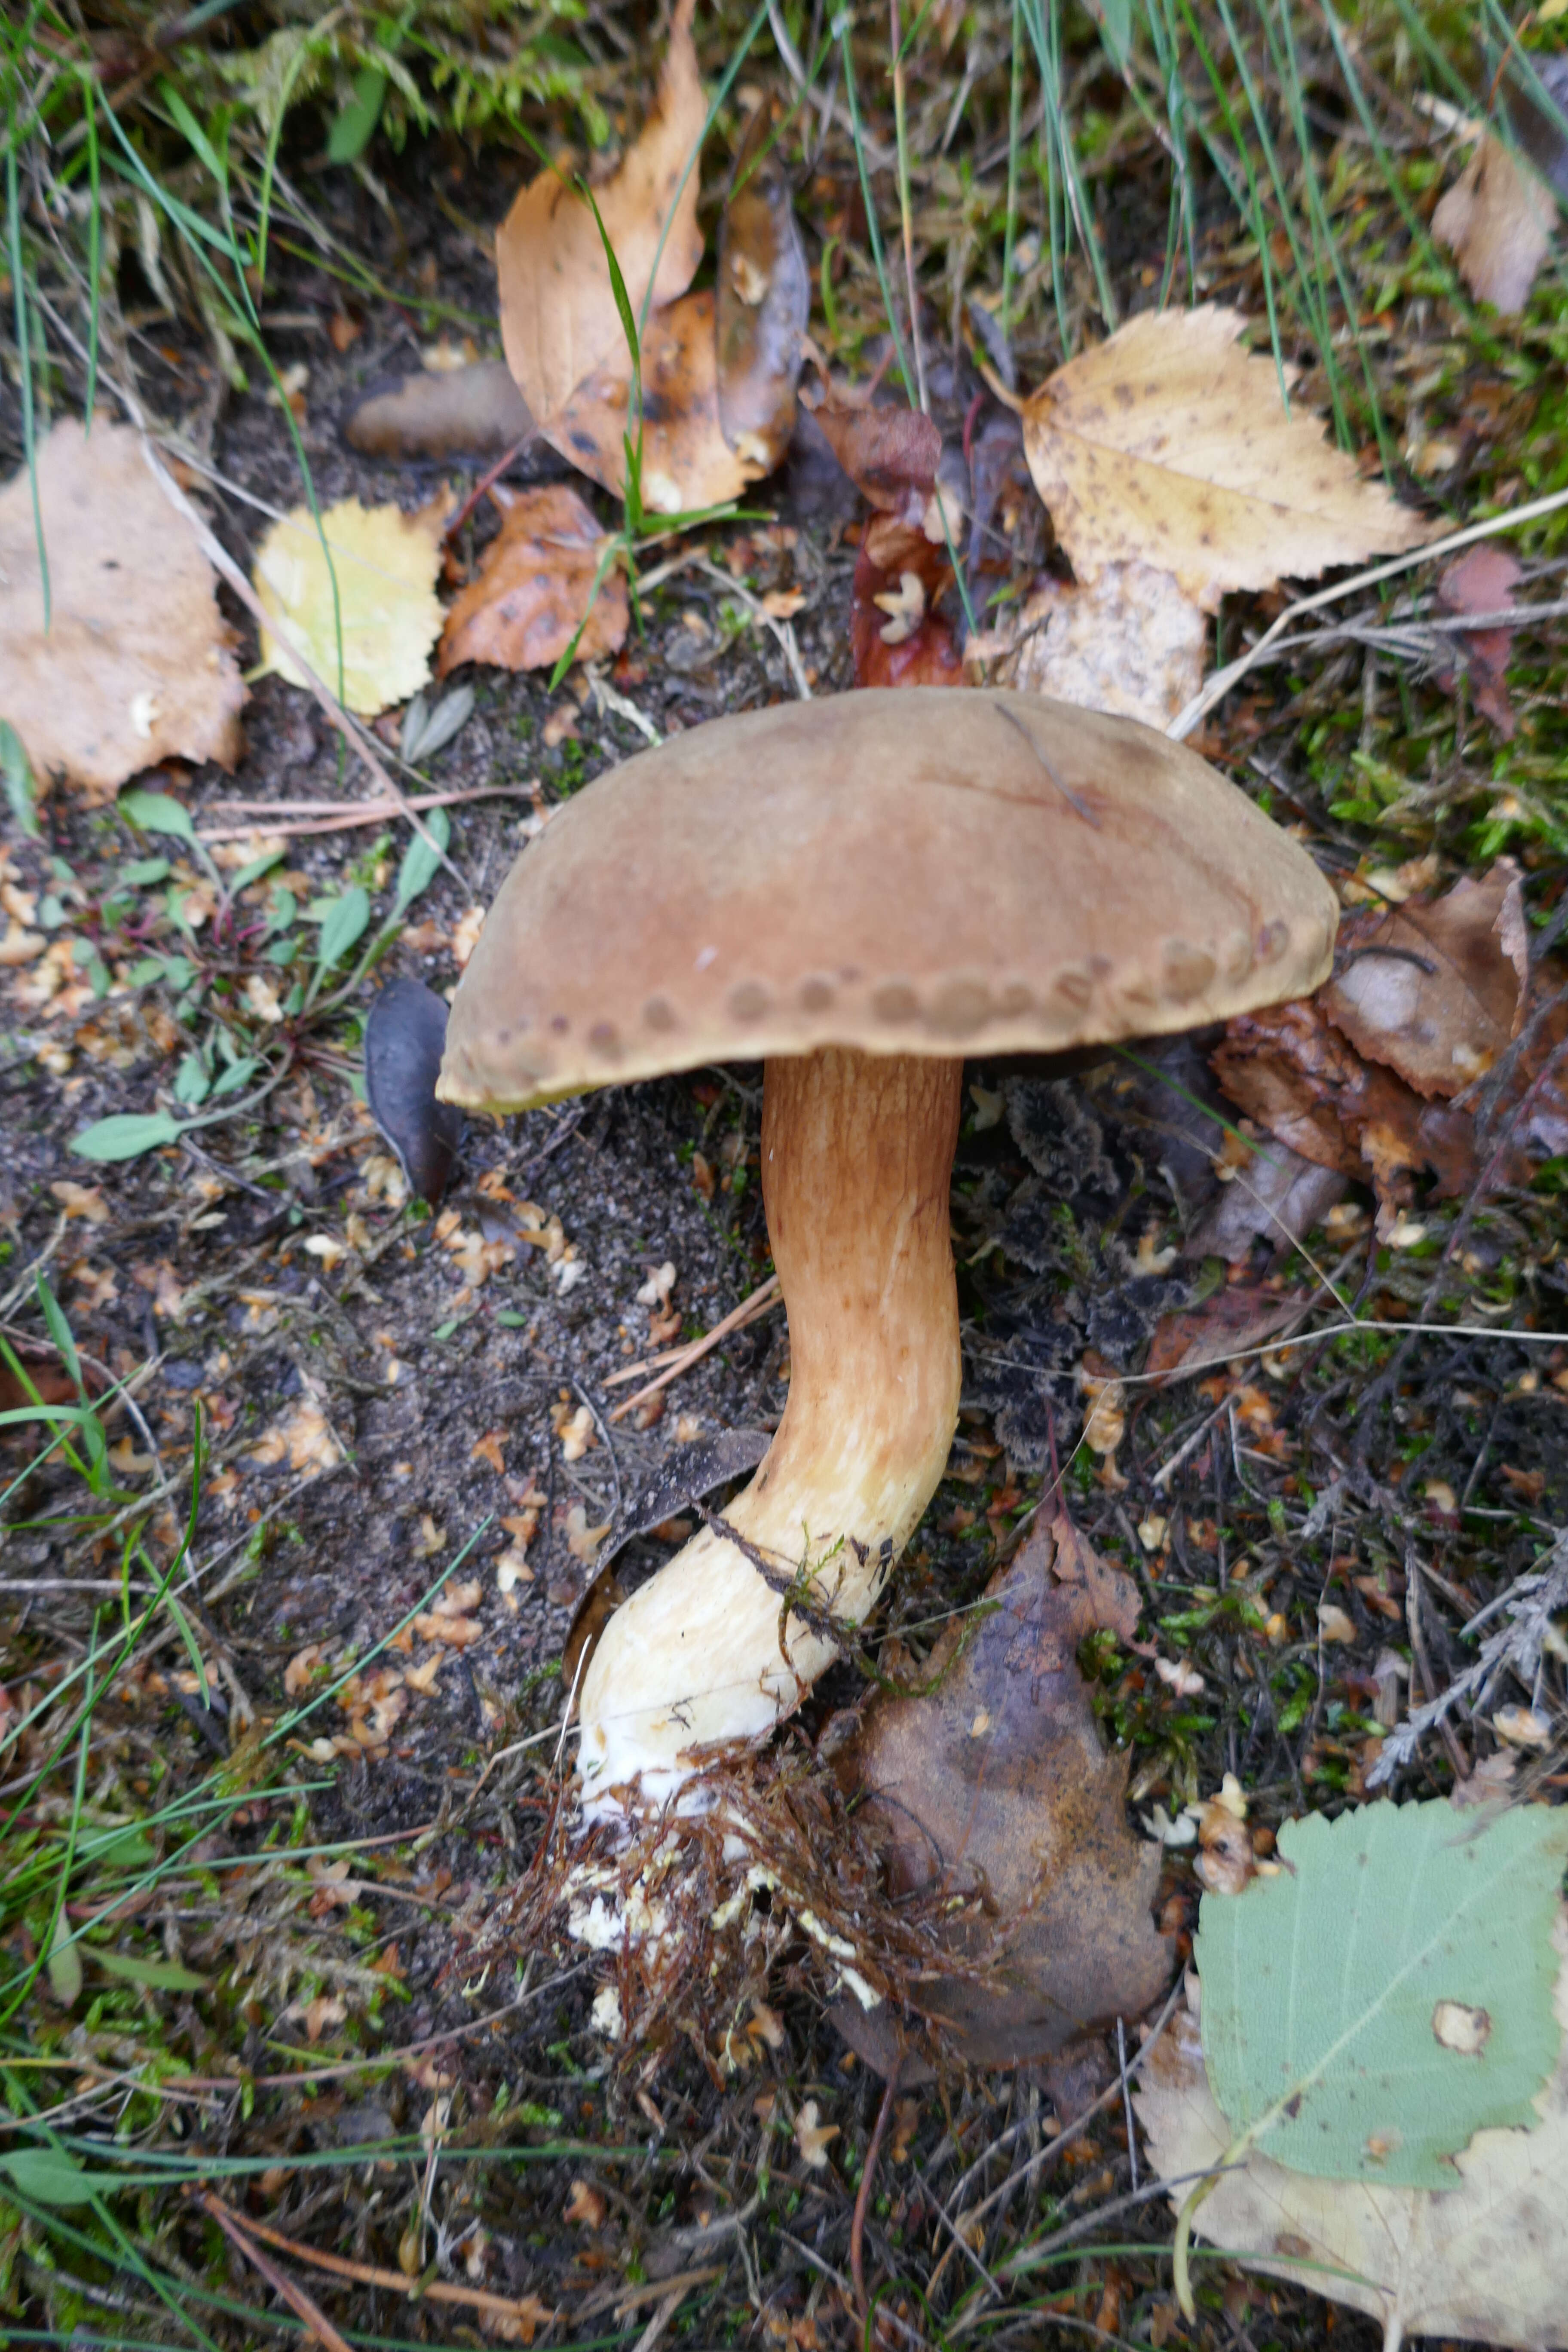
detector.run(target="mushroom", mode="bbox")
[438,687,1338,1819]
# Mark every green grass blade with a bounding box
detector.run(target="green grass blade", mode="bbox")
[6,141,48,631]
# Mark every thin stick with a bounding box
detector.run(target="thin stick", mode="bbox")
[196,782,537,843]
[204,2199,562,2328]
[199,2195,355,2352]
[604,1273,781,1387]
[1169,481,1568,741]
[606,1274,782,1420]
[1117,2015,1139,2193]
[851,2065,903,2321]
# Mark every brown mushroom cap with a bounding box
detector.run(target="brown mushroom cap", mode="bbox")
[438,687,1339,1112]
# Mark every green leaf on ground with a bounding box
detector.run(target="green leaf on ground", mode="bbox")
[316,885,371,968]
[119,787,196,842]
[0,2147,96,2206]
[46,1914,82,2009]
[70,1112,184,1162]
[0,718,41,839]
[93,1948,208,1991]
[393,803,450,913]
[1196,1798,1568,2187]
[327,65,388,164]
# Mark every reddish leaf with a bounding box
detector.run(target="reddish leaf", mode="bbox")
[1436,545,1523,737]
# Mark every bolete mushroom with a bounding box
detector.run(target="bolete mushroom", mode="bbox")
[438,687,1337,1818]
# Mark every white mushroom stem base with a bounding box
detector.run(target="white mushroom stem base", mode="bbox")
[576,1047,963,1819]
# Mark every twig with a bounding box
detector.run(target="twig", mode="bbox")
[1117,2015,1139,2193]
[199,2194,355,2352]
[203,2199,564,2329]
[196,782,538,844]
[1169,482,1568,741]
[606,1274,781,1419]
[573,1378,624,1523]
[851,2065,903,2321]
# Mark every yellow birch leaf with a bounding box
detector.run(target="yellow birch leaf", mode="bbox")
[1022,305,1432,612]
[252,495,448,715]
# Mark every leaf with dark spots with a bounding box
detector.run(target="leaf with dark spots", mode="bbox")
[1146,1284,1307,1380]
[343,362,535,462]
[438,484,628,677]
[364,979,465,1206]
[716,104,810,475]
[843,1509,1169,2068]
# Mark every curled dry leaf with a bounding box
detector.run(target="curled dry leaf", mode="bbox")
[1021,305,1431,614]
[716,105,811,474]
[438,484,628,676]
[1433,135,1556,316]
[253,495,448,716]
[844,1506,1168,2067]
[808,402,967,689]
[1146,1285,1304,1380]
[1321,862,1527,1100]
[498,0,704,439]
[0,421,245,801]
[1435,544,1524,738]
[493,0,787,511]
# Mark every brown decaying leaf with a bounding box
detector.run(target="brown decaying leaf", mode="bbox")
[438,485,628,676]
[1021,305,1432,612]
[797,392,967,685]
[552,290,758,514]
[1436,544,1523,738]
[496,0,704,435]
[1320,862,1526,1099]
[344,362,534,462]
[1137,1913,1568,2351]
[845,1507,1169,2067]
[0,421,245,801]
[1433,135,1556,316]
[492,0,785,511]
[1212,867,1568,1225]
[1145,1284,1304,1379]
[715,104,811,474]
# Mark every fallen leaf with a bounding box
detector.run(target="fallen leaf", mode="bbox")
[1433,134,1556,315]
[479,2290,556,2346]
[252,494,448,716]
[437,484,628,676]
[299,1993,348,2043]
[494,0,773,510]
[551,289,761,514]
[1156,1655,1207,1698]
[564,2177,607,2229]
[1320,863,1526,1098]
[498,0,703,436]
[1021,305,1431,612]
[471,1429,507,1474]
[1316,1602,1358,1644]
[250,1400,344,1476]
[1435,544,1522,736]
[982,560,1208,731]
[794,2100,839,2169]
[452,906,485,968]
[844,1508,1168,2067]
[1139,1908,1568,2347]
[1145,1285,1304,1379]
[404,1653,444,1694]
[565,1503,612,1563]
[283,1644,323,1697]
[49,1180,108,1224]
[716,106,811,473]
[0,421,246,801]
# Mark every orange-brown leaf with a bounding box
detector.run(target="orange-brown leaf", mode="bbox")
[438,485,627,676]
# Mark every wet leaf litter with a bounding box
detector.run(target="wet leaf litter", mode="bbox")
[4,3,1568,2348]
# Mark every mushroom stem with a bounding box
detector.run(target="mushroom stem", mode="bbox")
[577,1047,963,1816]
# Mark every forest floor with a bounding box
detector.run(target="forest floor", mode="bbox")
[4,3,1568,2348]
